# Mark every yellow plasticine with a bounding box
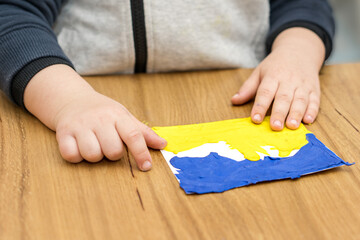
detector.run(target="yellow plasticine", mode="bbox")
[152,117,312,161]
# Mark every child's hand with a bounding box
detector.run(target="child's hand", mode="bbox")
[231,27,326,131]
[53,91,167,170]
[24,65,166,171]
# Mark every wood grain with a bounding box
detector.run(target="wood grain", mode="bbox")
[0,64,359,240]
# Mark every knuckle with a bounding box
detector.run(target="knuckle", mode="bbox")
[62,151,82,163]
[257,88,273,98]
[310,99,320,107]
[83,151,103,162]
[289,110,303,119]
[134,150,149,162]
[106,148,124,160]
[58,141,81,163]
[253,102,268,112]
[56,122,76,136]
[276,93,292,103]
[126,130,142,143]
[301,86,311,93]
[307,107,319,115]
[142,125,155,137]
[295,96,307,104]
[97,111,118,124]
[97,114,111,123]
[310,89,321,96]
[113,105,129,117]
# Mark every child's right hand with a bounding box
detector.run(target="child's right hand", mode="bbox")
[24,65,166,171]
[54,91,167,171]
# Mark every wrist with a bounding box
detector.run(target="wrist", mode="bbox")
[11,57,74,108]
[24,64,95,130]
[271,27,326,72]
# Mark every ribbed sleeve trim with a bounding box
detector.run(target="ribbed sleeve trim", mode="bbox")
[11,57,73,109]
[0,27,73,103]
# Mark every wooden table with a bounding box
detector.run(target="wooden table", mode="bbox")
[1,63,359,239]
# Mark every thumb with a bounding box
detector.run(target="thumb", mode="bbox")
[231,68,260,105]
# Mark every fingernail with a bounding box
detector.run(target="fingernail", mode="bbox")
[253,114,261,122]
[232,93,239,98]
[273,120,282,128]
[290,119,298,127]
[141,161,152,171]
[305,115,313,123]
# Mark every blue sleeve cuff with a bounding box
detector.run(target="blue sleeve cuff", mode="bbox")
[267,0,335,60]
[11,57,74,109]
[0,27,74,104]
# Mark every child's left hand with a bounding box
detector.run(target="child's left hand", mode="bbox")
[231,27,326,131]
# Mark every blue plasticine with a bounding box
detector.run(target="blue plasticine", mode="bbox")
[170,134,354,194]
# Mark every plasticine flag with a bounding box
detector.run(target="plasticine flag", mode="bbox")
[153,117,353,194]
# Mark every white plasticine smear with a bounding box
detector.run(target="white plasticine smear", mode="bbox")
[161,142,299,175]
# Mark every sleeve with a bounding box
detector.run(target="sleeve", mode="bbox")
[0,0,74,108]
[266,0,335,60]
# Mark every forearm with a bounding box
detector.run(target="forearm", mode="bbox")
[24,64,95,130]
[271,27,326,73]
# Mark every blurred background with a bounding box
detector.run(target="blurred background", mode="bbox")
[327,0,360,64]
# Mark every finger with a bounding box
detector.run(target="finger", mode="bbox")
[94,124,125,161]
[303,91,320,124]
[57,133,82,163]
[76,130,104,162]
[286,89,309,129]
[132,117,167,149]
[270,85,296,130]
[116,116,152,171]
[251,78,278,124]
[231,68,260,105]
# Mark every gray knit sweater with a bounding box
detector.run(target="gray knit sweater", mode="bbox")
[54,0,269,75]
